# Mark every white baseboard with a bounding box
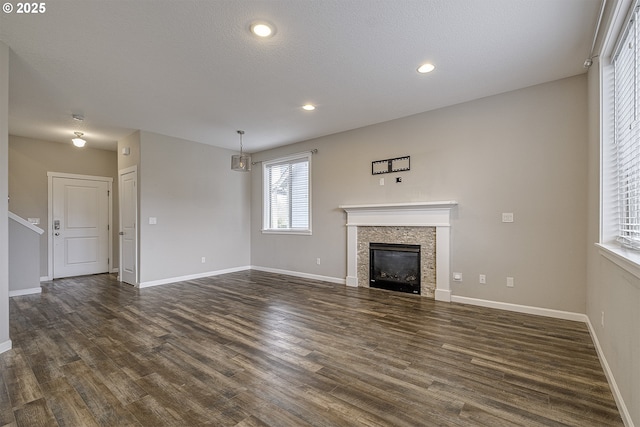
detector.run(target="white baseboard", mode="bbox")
[345,276,358,287]
[40,276,49,282]
[585,318,634,427]
[138,265,251,288]
[9,287,42,297]
[435,288,452,302]
[111,267,119,274]
[139,265,344,289]
[0,339,12,354]
[251,265,345,285]
[450,295,587,322]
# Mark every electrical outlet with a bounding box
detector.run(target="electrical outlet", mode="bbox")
[379,177,385,186]
[201,257,206,263]
[316,258,321,265]
[479,274,486,284]
[601,311,605,327]
[506,277,514,287]
[502,212,514,223]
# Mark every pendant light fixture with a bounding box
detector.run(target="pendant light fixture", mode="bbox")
[71,114,87,147]
[231,130,251,172]
[72,131,86,148]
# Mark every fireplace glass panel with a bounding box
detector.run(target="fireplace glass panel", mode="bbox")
[369,243,420,294]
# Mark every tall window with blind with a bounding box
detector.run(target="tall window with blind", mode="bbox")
[263,153,312,234]
[615,5,640,248]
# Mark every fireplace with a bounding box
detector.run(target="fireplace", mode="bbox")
[340,201,457,301]
[369,243,421,294]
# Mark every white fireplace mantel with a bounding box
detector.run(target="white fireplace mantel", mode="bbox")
[340,201,457,302]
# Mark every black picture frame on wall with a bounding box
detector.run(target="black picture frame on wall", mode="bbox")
[371,156,410,175]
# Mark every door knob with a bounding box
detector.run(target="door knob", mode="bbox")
[119,232,125,235]
[54,232,60,236]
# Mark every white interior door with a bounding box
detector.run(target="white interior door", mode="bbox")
[119,168,137,285]
[52,177,110,278]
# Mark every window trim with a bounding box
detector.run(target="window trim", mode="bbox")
[262,151,312,235]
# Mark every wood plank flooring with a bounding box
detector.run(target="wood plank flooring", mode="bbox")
[1,271,624,426]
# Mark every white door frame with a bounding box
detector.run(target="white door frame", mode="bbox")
[118,165,138,285]
[47,172,113,281]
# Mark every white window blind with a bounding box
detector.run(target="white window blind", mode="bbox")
[615,5,640,248]
[263,153,311,233]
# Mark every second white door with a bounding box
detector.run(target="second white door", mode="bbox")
[119,168,137,285]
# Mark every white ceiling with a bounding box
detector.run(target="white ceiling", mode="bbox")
[0,0,600,152]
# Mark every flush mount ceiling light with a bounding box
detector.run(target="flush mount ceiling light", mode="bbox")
[72,131,86,148]
[302,104,316,111]
[250,21,275,38]
[417,63,435,74]
[231,130,251,172]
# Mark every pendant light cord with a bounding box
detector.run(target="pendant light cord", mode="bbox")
[237,130,245,155]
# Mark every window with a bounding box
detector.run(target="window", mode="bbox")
[263,152,311,234]
[598,0,640,278]
[614,4,640,248]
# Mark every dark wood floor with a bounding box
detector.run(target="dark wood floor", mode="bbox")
[0,271,623,426]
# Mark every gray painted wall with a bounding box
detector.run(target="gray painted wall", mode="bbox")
[251,75,588,314]
[8,216,41,292]
[118,131,141,171]
[8,136,119,277]
[1,42,9,351]
[137,131,251,284]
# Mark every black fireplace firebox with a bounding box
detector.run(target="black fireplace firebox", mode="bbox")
[369,243,421,294]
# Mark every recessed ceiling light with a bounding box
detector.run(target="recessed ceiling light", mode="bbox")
[250,21,275,38]
[302,104,316,111]
[417,63,435,74]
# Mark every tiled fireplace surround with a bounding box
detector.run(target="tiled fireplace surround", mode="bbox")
[358,226,436,296]
[340,202,457,302]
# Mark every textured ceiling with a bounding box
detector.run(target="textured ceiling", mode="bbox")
[0,0,600,152]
